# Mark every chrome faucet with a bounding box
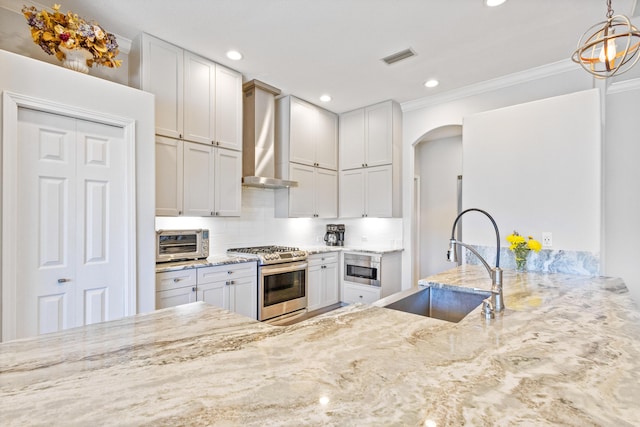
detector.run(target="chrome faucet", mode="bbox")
[447,208,504,318]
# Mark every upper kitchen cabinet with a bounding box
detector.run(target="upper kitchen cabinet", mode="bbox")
[155,136,241,217]
[339,100,399,170]
[130,33,242,150]
[338,100,402,218]
[276,96,338,170]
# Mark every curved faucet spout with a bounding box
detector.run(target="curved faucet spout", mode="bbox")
[447,208,504,313]
[449,208,501,268]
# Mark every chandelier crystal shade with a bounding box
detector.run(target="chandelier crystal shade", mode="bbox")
[571,0,640,78]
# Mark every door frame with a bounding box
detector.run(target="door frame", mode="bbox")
[1,91,137,341]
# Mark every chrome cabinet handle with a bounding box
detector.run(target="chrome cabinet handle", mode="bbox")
[173,278,182,282]
[227,271,233,275]
[57,278,71,283]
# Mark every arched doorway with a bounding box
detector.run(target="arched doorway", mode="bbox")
[412,125,462,283]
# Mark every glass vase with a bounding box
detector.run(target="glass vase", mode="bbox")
[515,255,527,272]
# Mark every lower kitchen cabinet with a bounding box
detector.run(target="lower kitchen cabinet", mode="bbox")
[342,283,381,304]
[307,252,340,311]
[197,263,257,319]
[156,262,257,319]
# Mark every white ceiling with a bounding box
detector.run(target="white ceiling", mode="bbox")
[16,0,640,113]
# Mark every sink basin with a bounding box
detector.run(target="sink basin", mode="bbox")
[379,285,492,323]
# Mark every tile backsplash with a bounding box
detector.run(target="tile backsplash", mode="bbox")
[155,187,403,255]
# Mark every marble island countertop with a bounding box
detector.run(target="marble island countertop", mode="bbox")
[2,265,640,426]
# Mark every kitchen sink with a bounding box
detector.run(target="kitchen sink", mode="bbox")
[377,285,492,323]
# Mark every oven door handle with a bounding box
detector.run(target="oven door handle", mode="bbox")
[261,261,308,275]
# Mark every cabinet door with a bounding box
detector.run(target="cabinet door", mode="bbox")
[339,169,365,218]
[230,275,257,319]
[342,283,380,304]
[323,261,340,306]
[315,168,338,219]
[142,35,183,139]
[339,108,365,170]
[155,136,183,216]
[365,102,393,167]
[215,65,243,150]
[365,165,393,218]
[288,163,316,217]
[289,97,317,166]
[315,108,338,170]
[183,142,215,216]
[156,286,197,309]
[197,280,229,310]
[183,52,215,144]
[307,264,323,312]
[214,148,242,216]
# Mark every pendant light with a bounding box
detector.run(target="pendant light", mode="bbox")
[571,0,640,78]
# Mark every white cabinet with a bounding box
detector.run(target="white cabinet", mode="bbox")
[131,33,242,149]
[275,163,337,218]
[275,96,339,218]
[155,136,183,216]
[156,262,257,319]
[277,96,338,170]
[156,137,241,217]
[338,100,402,218]
[197,263,257,319]
[340,165,393,218]
[156,269,198,309]
[342,283,380,305]
[339,101,394,170]
[307,252,340,311]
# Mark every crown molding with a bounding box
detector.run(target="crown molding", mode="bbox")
[0,1,131,54]
[401,59,579,112]
[607,77,640,94]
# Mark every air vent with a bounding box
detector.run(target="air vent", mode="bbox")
[382,48,416,65]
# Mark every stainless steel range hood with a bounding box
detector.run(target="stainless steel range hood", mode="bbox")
[242,80,297,189]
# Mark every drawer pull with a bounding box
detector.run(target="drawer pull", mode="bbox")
[57,278,71,283]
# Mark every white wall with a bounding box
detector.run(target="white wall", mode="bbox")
[462,89,601,252]
[0,50,156,314]
[401,64,596,288]
[156,188,403,255]
[415,134,462,277]
[604,81,640,306]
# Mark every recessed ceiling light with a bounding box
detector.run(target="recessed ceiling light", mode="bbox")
[226,50,243,60]
[484,0,507,7]
[320,94,332,102]
[424,79,439,88]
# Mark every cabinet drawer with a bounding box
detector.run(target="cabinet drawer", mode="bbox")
[156,269,197,292]
[343,283,380,304]
[308,251,339,267]
[197,262,256,284]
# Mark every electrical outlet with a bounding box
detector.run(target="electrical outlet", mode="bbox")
[362,235,368,242]
[542,232,552,247]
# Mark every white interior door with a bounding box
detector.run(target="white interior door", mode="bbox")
[16,108,127,338]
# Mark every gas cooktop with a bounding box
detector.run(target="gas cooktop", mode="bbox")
[227,246,307,265]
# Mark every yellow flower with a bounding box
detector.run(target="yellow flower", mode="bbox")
[528,238,542,252]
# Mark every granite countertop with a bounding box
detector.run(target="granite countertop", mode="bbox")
[155,255,257,273]
[2,265,639,425]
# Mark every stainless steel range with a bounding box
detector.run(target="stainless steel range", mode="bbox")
[227,246,308,323]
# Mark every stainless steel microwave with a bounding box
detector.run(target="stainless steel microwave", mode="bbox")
[344,253,381,287]
[156,229,209,263]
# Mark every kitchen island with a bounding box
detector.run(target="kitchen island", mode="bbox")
[2,265,639,426]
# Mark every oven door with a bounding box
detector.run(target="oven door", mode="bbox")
[259,261,307,321]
